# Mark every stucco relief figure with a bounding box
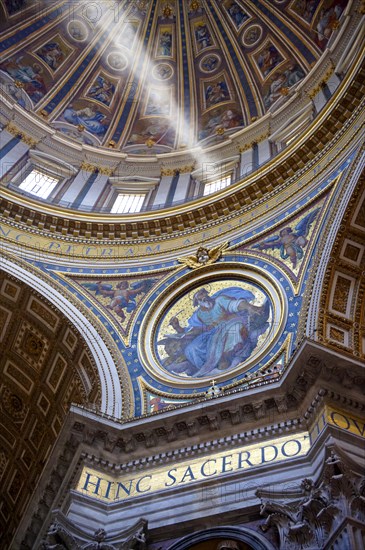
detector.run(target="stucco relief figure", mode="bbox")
[157,285,271,378]
[252,208,320,268]
[178,242,228,269]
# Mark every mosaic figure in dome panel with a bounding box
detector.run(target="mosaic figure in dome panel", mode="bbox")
[1,55,49,104]
[158,28,173,57]
[198,106,244,141]
[145,88,172,116]
[204,77,231,108]
[256,43,285,79]
[200,54,221,73]
[153,63,173,80]
[314,0,347,49]
[146,393,191,413]
[86,74,116,107]
[0,70,32,109]
[224,0,250,30]
[242,25,263,47]
[290,0,322,24]
[67,21,88,42]
[59,102,109,137]
[119,21,140,50]
[263,63,306,109]
[35,37,72,71]
[289,0,347,49]
[125,118,175,148]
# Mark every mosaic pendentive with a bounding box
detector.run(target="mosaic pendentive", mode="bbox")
[249,206,322,274]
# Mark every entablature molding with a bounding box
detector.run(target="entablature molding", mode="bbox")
[62,341,365,459]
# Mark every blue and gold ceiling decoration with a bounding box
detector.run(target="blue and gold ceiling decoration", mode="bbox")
[0,0,346,153]
[22,152,354,417]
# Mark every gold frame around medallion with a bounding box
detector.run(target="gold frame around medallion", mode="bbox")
[138,263,287,388]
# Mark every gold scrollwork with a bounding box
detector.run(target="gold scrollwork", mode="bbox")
[161,164,195,176]
[308,66,335,99]
[238,132,269,153]
[5,122,38,147]
[161,168,175,176]
[80,162,113,176]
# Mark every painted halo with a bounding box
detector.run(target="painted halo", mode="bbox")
[139,265,286,387]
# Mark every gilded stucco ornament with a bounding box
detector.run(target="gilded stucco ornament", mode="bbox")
[5,122,38,147]
[79,161,113,176]
[177,242,229,269]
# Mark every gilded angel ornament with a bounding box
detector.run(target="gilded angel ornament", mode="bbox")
[177,242,229,269]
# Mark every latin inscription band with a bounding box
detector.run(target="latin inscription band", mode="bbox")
[76,433,310,503]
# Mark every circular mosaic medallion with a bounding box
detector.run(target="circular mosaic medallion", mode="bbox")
[139,266,286,386]
[67,20,88,42]
[242,25,263,47]
[199,54,221,73]
[152,63,173,80]
[107,51,128,71]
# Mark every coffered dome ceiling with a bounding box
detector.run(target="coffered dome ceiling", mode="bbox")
[0,0,346,154]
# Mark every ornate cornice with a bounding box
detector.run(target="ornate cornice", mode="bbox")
[56,342,365,458]
[160,164,195,176]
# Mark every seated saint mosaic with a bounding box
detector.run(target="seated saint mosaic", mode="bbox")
[156,280,272,379]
